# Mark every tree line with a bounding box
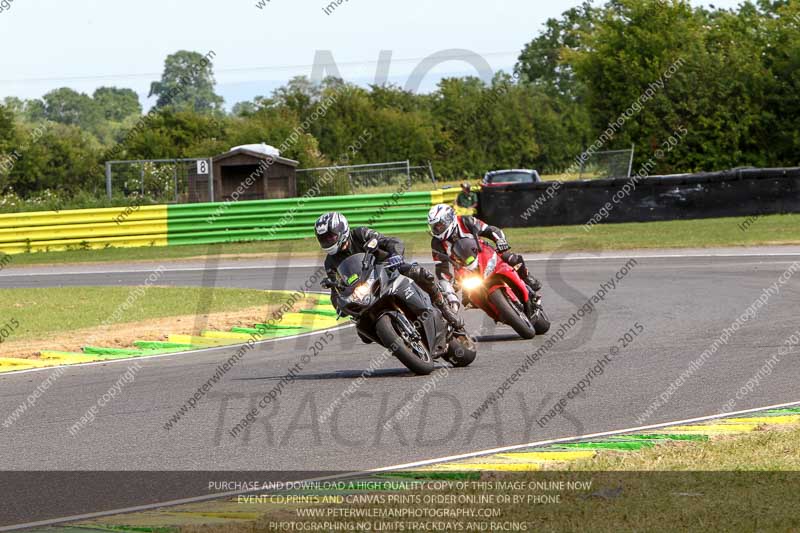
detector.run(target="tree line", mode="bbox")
[0,0,797,207]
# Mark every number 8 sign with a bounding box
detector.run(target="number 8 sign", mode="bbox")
[197,160,209,175]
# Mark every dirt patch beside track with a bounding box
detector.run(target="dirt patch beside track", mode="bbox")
[1,302,310,359]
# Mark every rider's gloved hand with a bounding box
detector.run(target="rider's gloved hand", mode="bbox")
[386,255,404,268]
[495,239,510,253]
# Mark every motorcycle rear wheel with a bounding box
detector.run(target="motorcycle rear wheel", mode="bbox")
[533,306,551,335]
[444,336,477,367]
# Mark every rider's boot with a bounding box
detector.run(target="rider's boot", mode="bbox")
[513,260,542,294]
[517,264,542,293]
[526,275,542,293]
[433,292,466,333]
[521,272,541,318]
[519,271,541,317]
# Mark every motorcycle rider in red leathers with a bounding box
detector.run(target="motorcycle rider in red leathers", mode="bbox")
[427,204,542,315]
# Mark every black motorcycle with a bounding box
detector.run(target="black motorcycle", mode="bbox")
[324,244,477,375]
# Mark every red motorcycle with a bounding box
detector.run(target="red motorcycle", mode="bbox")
[438,238,550,339]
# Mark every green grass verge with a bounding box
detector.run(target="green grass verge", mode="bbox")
[1,287,288,341]
[4,239,312,266]
[70,423,800,532]
[233,425,800,533]
[562,424,800,471]
[352,179,464,194]
[3,214,799,267]
[347,172,591,195]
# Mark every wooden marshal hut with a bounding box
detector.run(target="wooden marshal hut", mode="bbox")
[199,146,299,202]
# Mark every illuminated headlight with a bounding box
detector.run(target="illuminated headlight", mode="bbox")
[484,254,498,278]
[461,276,483,291]
[351,281,374,302]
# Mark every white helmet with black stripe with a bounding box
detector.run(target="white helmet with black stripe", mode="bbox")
[315,212,350,255]
[428,204,457,240]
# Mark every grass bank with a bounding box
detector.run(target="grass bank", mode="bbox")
[2,213,799,267]
[0,287,313,359]
[1,286,290,342]
[70,416,800,531]
[562,423,800,471]
[240,423,800,533]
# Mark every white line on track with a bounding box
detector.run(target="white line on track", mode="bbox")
[369,399,800,472]
[2,399,799,532]
[523,252,800,262]
[3,251,800,277]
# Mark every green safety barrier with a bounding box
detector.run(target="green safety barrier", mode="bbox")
[165,190,438,247]
[2,189,453,254]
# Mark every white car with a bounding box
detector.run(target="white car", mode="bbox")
[482,169,542,187]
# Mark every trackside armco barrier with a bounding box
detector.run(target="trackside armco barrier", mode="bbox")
[0,205,169,255]
[480,167,800,227]
[0,189,459,255]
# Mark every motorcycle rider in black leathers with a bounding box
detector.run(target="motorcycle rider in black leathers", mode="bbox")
[427,204,543,315]
[315,212,465,332]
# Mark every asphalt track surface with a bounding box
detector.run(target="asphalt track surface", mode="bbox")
[1,247,799,527]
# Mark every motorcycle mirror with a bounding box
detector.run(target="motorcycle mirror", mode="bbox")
[361,252,375,272]
[433,251,457,266]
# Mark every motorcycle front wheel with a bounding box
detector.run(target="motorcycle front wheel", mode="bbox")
[376,314,435,375]
[489,290,535,339]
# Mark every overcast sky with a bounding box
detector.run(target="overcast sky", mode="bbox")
[0,0,744,109]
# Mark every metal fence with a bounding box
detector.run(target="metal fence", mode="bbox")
[578,146,635,179]
[106,158,437,204]
[296,160,436,197]
[105,158,214,203]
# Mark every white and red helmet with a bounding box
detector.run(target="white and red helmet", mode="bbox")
[428,204,457,240]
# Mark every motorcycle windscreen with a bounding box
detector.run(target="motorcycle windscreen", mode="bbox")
[451,238,481,266]
[336,253,367,297]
